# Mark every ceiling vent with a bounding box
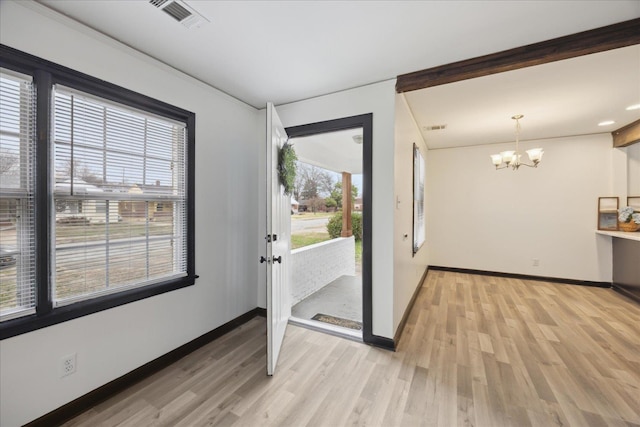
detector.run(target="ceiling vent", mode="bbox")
[149,0,209,29]
[423,124,447,131]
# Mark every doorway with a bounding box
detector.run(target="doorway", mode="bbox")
[285,114,373,343]
[288,128,363,338]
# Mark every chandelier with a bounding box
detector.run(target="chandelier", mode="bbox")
[490,115,543,170]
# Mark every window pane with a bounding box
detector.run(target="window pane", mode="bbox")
[53,86,187,305]
[54,200,184,302]
[0,70,36,320]
[0,134,21,190]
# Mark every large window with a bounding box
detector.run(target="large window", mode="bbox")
[0,70,36,320]
[0,46,195,339]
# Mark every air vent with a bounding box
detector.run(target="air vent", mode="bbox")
[149,0,169,7]
[163,2,191,22]
[422,124,447,131]
[148,0,209,29]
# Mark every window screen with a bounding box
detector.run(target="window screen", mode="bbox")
[0,69,36,320]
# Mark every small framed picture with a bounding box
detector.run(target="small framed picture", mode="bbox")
[628,196,640,212]
[598,197,619,230]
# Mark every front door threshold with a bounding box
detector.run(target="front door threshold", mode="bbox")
[288,316,363,343]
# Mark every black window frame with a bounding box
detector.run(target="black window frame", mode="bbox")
[0,45,196,340]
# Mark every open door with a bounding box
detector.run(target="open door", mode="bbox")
[265,102,291,375]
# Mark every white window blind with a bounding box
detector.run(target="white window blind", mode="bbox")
[0,69,36,320]
[52,85,187,305]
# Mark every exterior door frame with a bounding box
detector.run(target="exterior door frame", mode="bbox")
[285,113,374,345]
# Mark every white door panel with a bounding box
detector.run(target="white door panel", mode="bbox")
[266,102,291,376]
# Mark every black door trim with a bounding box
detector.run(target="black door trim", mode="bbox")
[286,114,377,346]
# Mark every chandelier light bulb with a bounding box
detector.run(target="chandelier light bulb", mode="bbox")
[490,154,503,166]
[500,150,515,165]
[526,148,544,163]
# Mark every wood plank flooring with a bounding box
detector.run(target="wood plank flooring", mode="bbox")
[63,271,640,426]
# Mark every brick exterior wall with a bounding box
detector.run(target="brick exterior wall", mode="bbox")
[290,236,356,305]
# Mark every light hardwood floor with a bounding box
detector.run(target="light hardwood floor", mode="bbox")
[64,271,640,426]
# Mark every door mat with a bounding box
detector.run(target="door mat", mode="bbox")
[311,313,362,330]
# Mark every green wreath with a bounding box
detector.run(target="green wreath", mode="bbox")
[278,141,297,195]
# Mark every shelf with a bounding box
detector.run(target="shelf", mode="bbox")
[595,230,640,242]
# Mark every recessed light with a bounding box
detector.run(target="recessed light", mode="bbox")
[626,104,640,111]
[598,120,615,126]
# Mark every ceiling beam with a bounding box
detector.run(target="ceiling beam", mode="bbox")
[396,18,640,93]
[612,119,640,148]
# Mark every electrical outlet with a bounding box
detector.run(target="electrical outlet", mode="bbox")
[532,259,540,267]
[60,353,77,377]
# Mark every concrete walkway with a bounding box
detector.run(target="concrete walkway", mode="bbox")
[291,274,362,324]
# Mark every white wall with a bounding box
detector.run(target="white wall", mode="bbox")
[0,3,260,426]
[427,133,614,282]
[393,94,429,332]
[274,80,397,338]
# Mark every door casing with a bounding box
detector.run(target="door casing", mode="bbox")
[285,114,375,345]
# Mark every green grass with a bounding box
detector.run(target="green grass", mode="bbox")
[55,221,173,244]
[355,239,362,265]
[290,232,331,249]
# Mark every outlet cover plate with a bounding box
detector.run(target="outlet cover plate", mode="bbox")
[60,353,77,377]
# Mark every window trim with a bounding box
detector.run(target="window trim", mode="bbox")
[0,45,196,340]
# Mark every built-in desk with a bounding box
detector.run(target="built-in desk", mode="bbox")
[595,230,640,242]
[596,230,640,302]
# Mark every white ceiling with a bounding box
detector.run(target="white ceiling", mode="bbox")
[405,45,640,149]
[291,129,363,174]
[36,0,639,109]
[30,0,640,154]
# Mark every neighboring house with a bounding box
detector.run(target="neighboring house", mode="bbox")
[54,179,173,224]
[291,197,299,214]
[297,198,308,212]
[118,183,174,221]
[54,179,120,224]
[297,197,328,213]
[0,198,16,227]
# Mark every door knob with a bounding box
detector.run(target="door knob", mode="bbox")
[273,256,282,264]
[260,256,267,263]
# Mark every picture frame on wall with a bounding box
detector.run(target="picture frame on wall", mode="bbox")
[598,197,619,231]
[628,196,640,212]
[412,144,425,255]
